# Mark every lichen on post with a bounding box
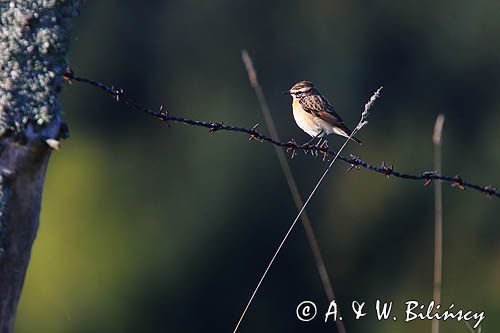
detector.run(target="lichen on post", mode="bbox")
[0,1,80,332]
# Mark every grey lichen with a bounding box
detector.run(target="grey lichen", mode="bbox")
[0,0,81,135]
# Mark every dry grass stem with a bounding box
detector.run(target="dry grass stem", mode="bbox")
[432,114,445,333]
[241,50,347,333]
[232,70,382,333]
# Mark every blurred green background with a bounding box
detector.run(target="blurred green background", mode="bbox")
[15,0,499,332]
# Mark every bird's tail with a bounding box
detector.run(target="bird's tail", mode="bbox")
[337,125,363,145]
[350,136,362,145]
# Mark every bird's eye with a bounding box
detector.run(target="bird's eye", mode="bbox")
[295,92,301,97]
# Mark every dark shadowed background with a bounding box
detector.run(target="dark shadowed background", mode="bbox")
[14,1,499,332]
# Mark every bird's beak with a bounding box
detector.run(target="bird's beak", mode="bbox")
[282,91,291,95]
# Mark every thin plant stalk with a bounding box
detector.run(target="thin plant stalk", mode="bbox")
[241,50,346,333]
[232,78,382,333]
[465,321,482,333]
[432,114,445,333]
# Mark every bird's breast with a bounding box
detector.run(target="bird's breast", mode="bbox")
[292,100,321,137]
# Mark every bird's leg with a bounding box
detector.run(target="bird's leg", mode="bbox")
[312,134,326,157]
[309,137,321,157]
[301,134,320,156]
[302,134,319,147]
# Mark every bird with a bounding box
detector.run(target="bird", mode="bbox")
[284,80,362,146]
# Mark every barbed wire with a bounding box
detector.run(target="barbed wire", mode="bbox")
[63,68,499,199]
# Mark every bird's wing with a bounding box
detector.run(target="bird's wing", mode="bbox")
[300,94,348,130]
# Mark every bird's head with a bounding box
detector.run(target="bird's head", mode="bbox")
[284,81,318,99]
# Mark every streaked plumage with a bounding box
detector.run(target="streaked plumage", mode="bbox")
[287,81,361,144]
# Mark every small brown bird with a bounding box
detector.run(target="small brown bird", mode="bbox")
[285,81,361,145]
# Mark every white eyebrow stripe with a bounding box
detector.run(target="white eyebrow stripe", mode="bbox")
[291,87,312,93]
